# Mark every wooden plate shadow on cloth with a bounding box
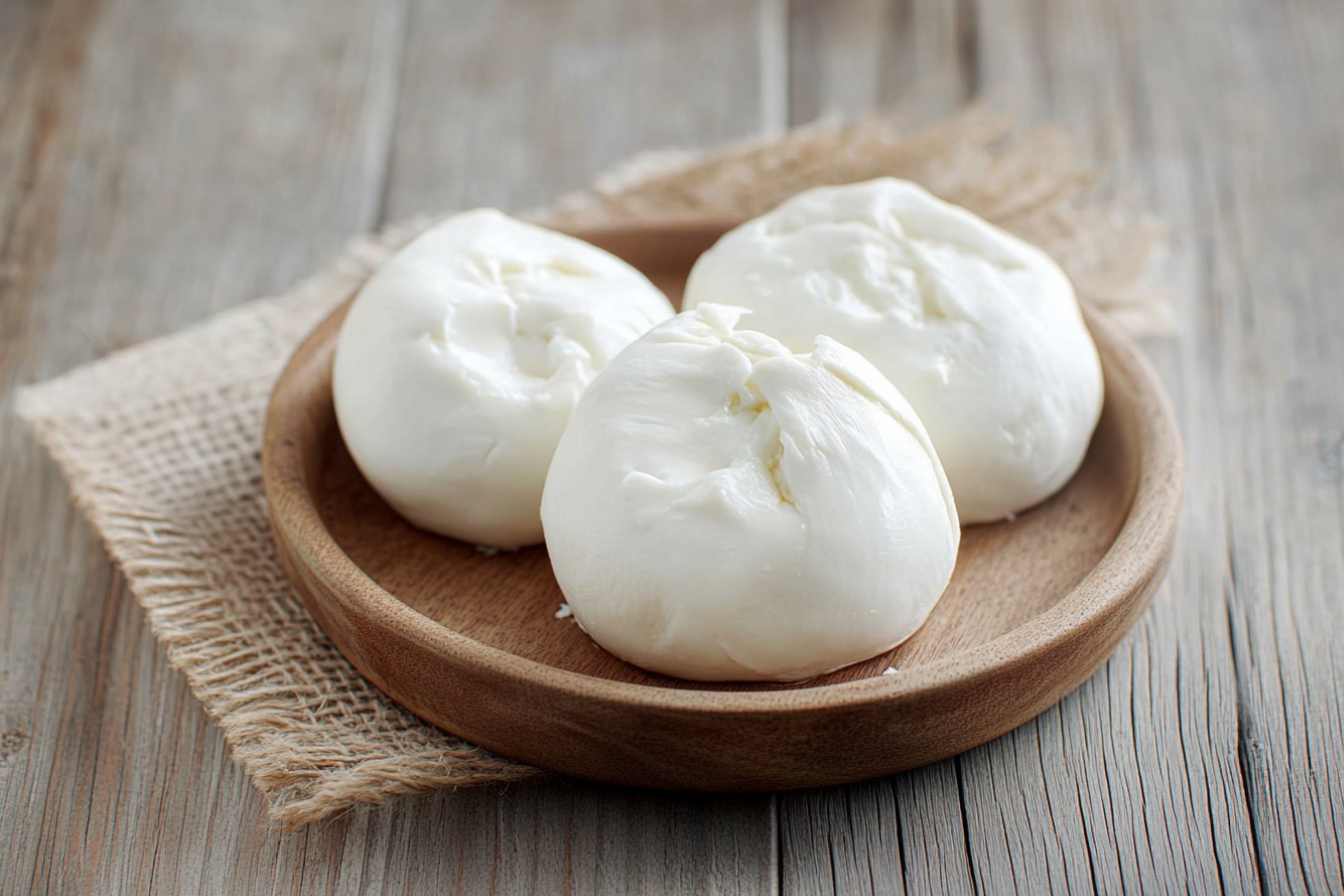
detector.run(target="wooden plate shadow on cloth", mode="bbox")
[262,220,1183,791]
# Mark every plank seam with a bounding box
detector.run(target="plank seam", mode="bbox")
[953,756,981,896]
[1176,640,1228,895]
[370,0,413,231]
[757,0,788,136]
[1224,541,1270,895]
[954,0,981,100]
[889,781,908,896]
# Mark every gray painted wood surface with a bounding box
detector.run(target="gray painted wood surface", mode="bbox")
[2,0,1340,893]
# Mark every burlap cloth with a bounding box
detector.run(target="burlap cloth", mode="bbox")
[17,106,1167,829]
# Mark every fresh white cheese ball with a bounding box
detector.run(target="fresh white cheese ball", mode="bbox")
[684,178,1104,523]
[540,305,960,682]
[333,210,674,548]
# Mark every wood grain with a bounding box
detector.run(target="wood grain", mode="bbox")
[382,0,783,216]
[4,0,1343,893]
[1150,2,1344,890]
[0,0,406,893]
[976,1,1339,892]
[780,1,1339,894]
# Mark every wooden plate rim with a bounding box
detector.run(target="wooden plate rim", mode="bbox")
[262,221,1183,719]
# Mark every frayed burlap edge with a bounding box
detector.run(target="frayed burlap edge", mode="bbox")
[16,105,1168,829]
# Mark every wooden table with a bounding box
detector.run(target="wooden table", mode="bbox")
[3,1,1341,892]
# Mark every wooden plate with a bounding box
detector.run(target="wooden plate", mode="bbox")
[262,221,1182,791]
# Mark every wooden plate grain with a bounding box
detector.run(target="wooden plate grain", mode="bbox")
[262,221,1182,791]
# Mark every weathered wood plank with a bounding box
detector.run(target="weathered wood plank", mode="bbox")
[779,765,977,895]
[381,0,785,216]
[1146,1,1344,890]
[781,4,984,894]
[780,0,1298,893]
[788,0,976,125]
[334,2,782,893]
[0,0,407,894]
[980,0,1343,891]
[951,0,1263,881]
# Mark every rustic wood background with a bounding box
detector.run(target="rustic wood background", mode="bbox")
[2,0,1341,893]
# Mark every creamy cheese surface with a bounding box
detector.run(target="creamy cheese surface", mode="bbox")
[540,305,960,682]
[333,210,674,548]
[684,178,1104,523]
